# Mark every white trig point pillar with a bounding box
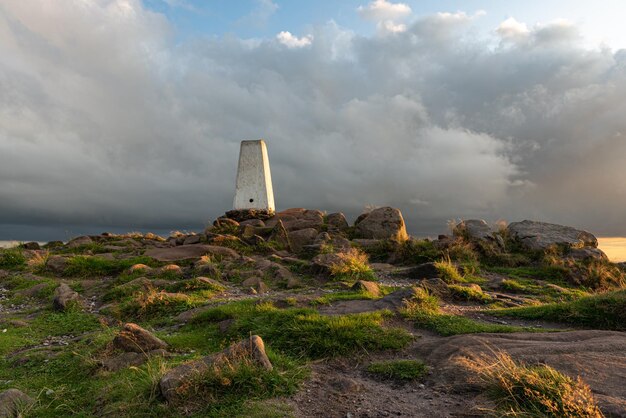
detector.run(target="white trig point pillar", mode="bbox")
[233,139,275,212]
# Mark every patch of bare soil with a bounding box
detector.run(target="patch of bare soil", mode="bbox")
[287,355,485,418]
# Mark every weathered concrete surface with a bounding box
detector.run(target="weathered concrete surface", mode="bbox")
[233,140,275,212]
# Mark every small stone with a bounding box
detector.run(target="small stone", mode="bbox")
[112,323,168,353]
[52,283,83,312]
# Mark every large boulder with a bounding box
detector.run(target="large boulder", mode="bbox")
[112,323,168,353]
[46,255,69,274]
[326,212,349,231]
[354,207,408,242]
[507,220,598,252]
[67,235,93,248]
[454,220,493,241]
[288,228,318,253]
[159,335,272,402]
[144,244,238,262]
[0,389,34,418]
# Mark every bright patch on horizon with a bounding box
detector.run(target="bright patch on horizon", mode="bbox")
[597,237,626,262]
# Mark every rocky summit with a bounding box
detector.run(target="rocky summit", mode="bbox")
[0,208,625,417]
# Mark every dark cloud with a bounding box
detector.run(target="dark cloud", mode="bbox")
[1,1,625,241]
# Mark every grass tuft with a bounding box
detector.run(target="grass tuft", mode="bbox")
[329,248,376,282]
[367,359,427,382]
[434,257,464,283]
[463,352,603,417]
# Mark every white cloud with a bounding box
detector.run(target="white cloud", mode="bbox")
[357,0,412,22]
[496,17,530,40]
[377,20,407,34]
[276,31,313,48]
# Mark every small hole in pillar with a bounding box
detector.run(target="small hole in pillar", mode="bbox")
[249,198,254,203]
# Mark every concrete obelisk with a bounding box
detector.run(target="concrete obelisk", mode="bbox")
[233,140,275,214]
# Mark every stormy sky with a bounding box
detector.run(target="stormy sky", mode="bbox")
[1,0,626,241]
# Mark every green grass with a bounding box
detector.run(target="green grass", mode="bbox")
[0,310,102,356]
[193,300,412,359]
[0,247,27,269]
[434,259,464,283]
[400,287,542,336]
[493,289,626,330]
[500,278,588,303]
[58,242,109,255]
[117,289,206,321]
[173,349,306,416]
[311,286,392,306]
[447,284,492,303]
[367,359,427,381]
[62,256,156,278]
[487,265,569,283]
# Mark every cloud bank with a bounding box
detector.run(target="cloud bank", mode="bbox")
[1,0,626,239]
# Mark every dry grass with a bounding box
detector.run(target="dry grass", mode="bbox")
[329,248,375,281]
[26,250,50,272]
[463,352,603,417]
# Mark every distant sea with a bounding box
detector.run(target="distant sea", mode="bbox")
[2,237,625,262]
[0,241,47,248]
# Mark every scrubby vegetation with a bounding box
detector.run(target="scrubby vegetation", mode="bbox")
[328,248,376,281]
[464,352,603,417]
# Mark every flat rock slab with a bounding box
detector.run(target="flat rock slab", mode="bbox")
[144,245,238,262]
[415,330,626,416]
[317,288,414,315]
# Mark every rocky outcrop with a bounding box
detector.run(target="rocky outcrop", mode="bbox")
[159,335,272,402]
[225,209,274,222]
[326,213,349,231]
[46,255,69,274]
[67,235,93,248]
[266,208,325,232]
[507,220,599,252]
[354,207,408,242]
[0,389,34,418]
[416,330,626,416]
[145,245,238,262]
[288,228,318,253]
